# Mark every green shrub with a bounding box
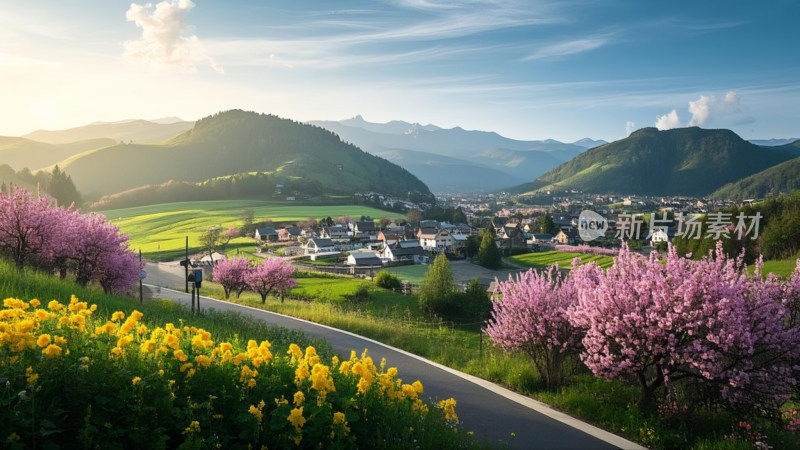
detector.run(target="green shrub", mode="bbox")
[374,271,402,290]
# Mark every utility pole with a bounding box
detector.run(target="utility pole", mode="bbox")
[185,236,189,293]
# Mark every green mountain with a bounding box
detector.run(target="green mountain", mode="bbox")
[514,127,799,196]
[61,110,432,200]
[0,137,115,171]
[712,141,800,199]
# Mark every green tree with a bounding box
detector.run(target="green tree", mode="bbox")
[418,253,456,316]
[199,226,232,263]
[452,278,491,320]
[452,207,467,224]
[49,165,82,207]
[465,234,482,258]
[478,230,502,270]
[539,212,556,235]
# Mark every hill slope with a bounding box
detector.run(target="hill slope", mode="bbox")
[712,141,800,199]
[60,110,433,199]
[25,119,194,144]
[0,137,116,172]
[518,127,799,196]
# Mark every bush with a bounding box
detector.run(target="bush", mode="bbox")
[374,271,402,291]
[348,282,373,303]
[418,253,457,316]
[451,278,492,321]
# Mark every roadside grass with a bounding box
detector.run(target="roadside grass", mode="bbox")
[748,258,798,277]
[0,259,330,357]
[101,199,403,261]
[510,250,615,270]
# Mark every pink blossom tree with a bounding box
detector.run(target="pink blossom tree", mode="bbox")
[0,189,59,269]
[486,265,582,390]
[213,257,251,298]
[568,243,800,414]
[70,214,130,287]
[245,258,297,304]
[97,249,142,295]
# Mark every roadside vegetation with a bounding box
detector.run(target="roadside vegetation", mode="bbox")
[0,258,485,449]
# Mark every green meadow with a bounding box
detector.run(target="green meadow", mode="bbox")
[509,250,615,270]
[101,200,403,260]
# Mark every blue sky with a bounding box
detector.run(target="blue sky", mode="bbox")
[1,0,798,142]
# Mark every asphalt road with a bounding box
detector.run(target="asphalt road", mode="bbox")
[142,262,644,450]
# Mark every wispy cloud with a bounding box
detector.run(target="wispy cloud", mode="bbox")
[522,35,611,61]
[124,0,223,73]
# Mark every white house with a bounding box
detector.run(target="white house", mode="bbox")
[304,238,336,254]
[649,229,670,246]
[380,240,424,263]
[419,229,454,251]
[347,250,383,266]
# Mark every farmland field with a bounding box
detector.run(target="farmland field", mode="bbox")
[101,200,403,260]
[510,250,616,269]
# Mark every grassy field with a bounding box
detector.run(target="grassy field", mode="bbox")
[510,250,615,270]
[749,258,798,277]
[382,264,430,285]
[101,200,403,261]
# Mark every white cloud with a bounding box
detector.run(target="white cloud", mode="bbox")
[625,120,635,135]
[655,110,681,130]
[124,0,223,73]
[523,36,610,61]
[688,91,743,126]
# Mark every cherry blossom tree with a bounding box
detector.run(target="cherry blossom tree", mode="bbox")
[0,189,59,269]
[245,258,296,304]
[213,257,250,298]
[486,266,581,390]
[70,214,130,287]
[568,243,800,415]
[97,249,143,295]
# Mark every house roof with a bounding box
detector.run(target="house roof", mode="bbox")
[390,243,424,256]
[397,240,421,249]
[256,227,278,235]
[354,221,376,232]
[307,238,334,248]
[349,251,382,266]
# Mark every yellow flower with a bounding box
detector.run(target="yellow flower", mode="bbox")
[35,310,51,321]
[6,432,20,443]
[274,397,288,407]
[387,367,398,378]
[173,349,188,362]
[180,362,193,373]
[132,376,142,385]
[332,411,350,436]
[412,380,424,395]
[438,398,458,423]
[47,300,63,311]
[36,334,52,348]
[293,390,305,407]
[54,335,67,346]
[29,299,41,308]
[295,363,310,383]
[117,334,134,348]
[184,420,200,434]
[287,407,305,430]
[25,366,38,385]
[165,334,180,350]
[195,354,212,368]
[111,311,125,321]
[249,404,263,422]
[287,343,302,361]
[233,352,248,365]
[42,344,62,358]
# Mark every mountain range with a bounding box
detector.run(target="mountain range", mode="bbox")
[516,127,800,197]
[56,110,431,200]
[308,116,604,192]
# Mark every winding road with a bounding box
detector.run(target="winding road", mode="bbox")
[143,262,644,450]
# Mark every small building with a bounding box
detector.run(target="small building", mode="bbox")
[353,220,377,237]
[530,233,553,244]
[419,228,453,252]
[554,228,579,245]
[278,226,301,242]
[381,240,424,263]
[255,227,278,242]
[347,250,383,266]
[304,238,336,254]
